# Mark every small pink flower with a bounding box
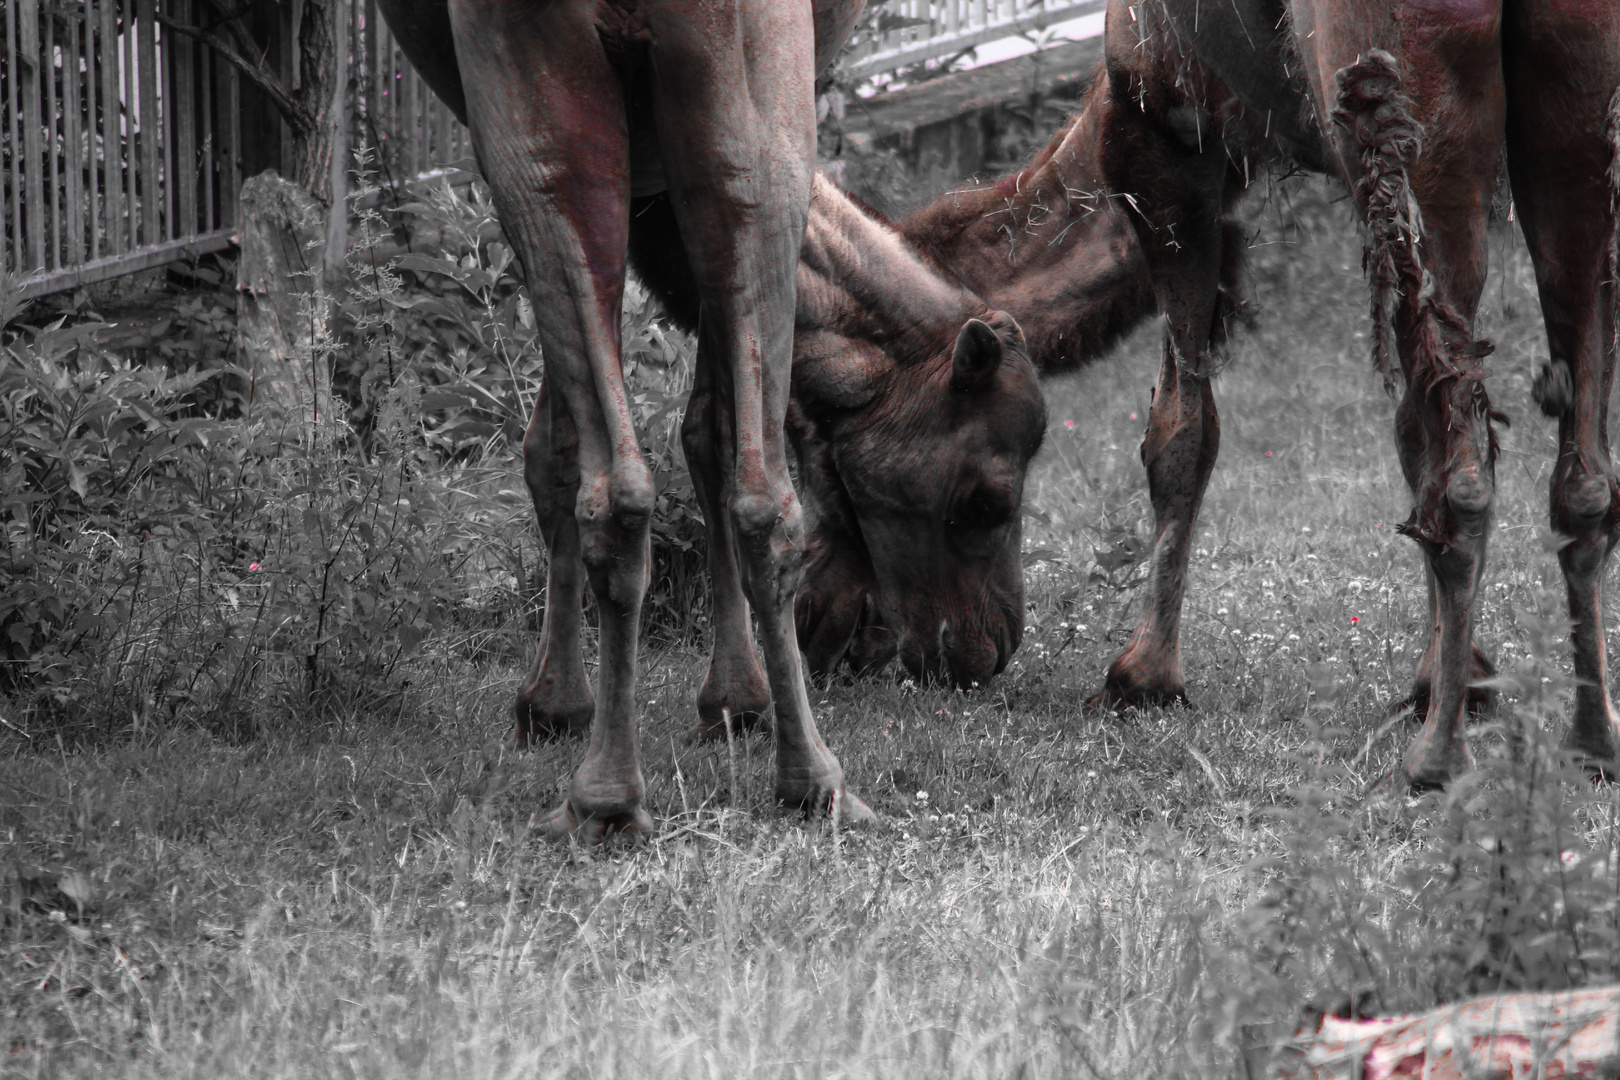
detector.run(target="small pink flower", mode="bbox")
[1064,420,1075,430]
[249,563,261,571]
[1265,450,1273,457]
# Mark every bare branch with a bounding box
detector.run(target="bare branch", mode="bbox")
[155,12,316,137]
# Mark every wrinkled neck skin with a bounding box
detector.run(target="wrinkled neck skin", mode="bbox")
[898,73,1158,376]
[794,173,985,392]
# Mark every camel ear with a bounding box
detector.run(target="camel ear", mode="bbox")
[951,312,1023,394]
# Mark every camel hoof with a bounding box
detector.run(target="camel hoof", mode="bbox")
[1401,742,1473,794]
[1396,644,1498,721]
[1562,730,1620,781]
[1395,681,1497,722]
[537,799,655,843]
[1085,680,1191,714]
[775,776,876,827]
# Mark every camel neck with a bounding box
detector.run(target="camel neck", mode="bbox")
[897,79,1156,375]
[797,173,982,367]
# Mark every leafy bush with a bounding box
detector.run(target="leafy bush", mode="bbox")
[0,152,706,732]
[0,316,228,703]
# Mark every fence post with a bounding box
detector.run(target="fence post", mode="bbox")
[322,0,349,292]
[20,0,44,274]
[136,0,159,245]
[236,170,333,420]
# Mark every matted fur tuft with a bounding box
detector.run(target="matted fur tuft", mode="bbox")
[1334,49,1498,549]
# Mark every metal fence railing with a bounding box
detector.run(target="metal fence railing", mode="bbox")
[3,0,1100,301]
[844,0,1105,79]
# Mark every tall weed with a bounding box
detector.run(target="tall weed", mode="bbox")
[1197,588,1620,1067]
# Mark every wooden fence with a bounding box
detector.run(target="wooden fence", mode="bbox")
[3,0,472,301]
[4,0,1103,302]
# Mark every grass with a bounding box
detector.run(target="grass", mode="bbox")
[6,178,1620,1078]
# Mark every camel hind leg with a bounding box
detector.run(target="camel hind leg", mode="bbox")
[1308,13,1505,787]
[681,353,774,739]
[627,191,774,740]
[1503,0,1620,766]
[512,383,595,742]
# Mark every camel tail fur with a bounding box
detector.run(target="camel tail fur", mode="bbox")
[1332,50,1497,549]
[1332,49,1425,396]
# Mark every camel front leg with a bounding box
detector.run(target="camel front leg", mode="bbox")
[1399,562,1497,721]
[1306,22,1505,786]
[1088,60,1230,710]
[1093,334,1219,708]
[648,0,869,821]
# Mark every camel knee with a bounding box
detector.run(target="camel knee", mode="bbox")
[730,485,797,543]
[1555,473,1614,525]
[1445,465,1493,518]
[575,464,656,599]
[610,464,656,529]
[730,486,806,597]
[1553,470,1620,574]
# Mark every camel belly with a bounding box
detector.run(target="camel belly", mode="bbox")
[629,130,666,198]
[1149,0,1328,169]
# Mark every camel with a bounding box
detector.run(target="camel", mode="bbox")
[806,0,1620,789]
[1077,0,1620,790]
[374,0,1049,838]
[791,108,1155,680]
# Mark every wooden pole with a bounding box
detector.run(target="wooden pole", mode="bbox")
[83,0,100,262]
[100,0,121,255]
[135,0,158,245]
[65,8,84,264]
[322,0,348,291]
[45,11,60,269]
[174,0,197,240]
[20,0,45,273]
[123,0,138,250]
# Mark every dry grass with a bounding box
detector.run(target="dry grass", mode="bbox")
[5,179,1619,1078]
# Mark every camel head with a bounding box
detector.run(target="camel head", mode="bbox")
[790,309,1046,690]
